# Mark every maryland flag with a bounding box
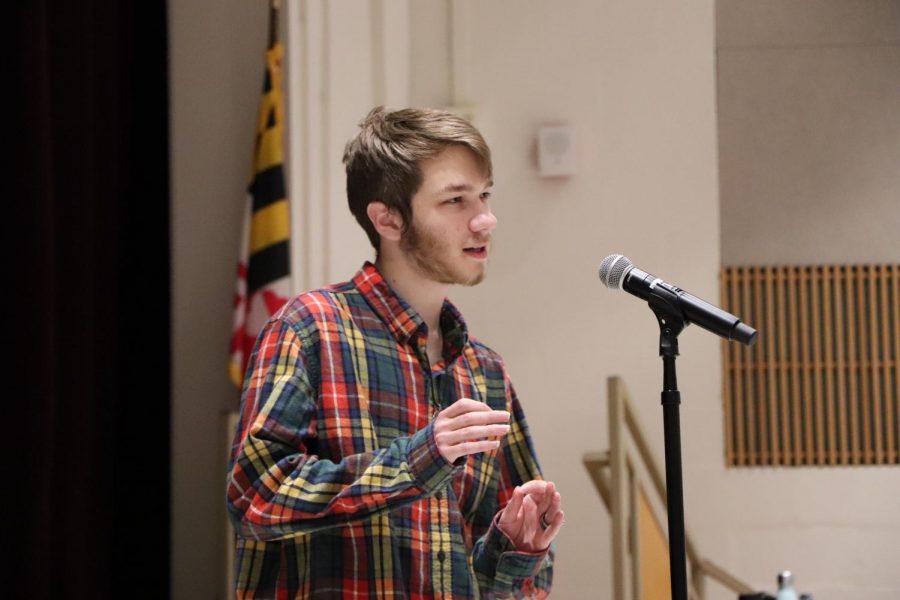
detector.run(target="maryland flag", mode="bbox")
[229,40,292,388]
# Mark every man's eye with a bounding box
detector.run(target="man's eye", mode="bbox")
[480,191,492,201]
[446,196,463,204]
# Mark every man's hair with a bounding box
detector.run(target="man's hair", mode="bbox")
[343,106,492,249]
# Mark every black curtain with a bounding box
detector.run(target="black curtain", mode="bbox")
[11,1,171,598]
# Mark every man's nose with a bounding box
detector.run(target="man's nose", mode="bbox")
[469,210,497,235]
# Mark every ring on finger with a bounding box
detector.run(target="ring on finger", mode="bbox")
[539,512,551,530]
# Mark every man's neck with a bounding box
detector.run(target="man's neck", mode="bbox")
[375,253,447,348]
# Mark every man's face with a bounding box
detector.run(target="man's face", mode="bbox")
[401,145,497,286]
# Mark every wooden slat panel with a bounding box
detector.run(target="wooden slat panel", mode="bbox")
[787,267,802,466]
[871,266,884,463]
[777,267,791,465]
[799,267,813,464]
[754,267,768,464]
[834,266,849,465]
[891,265,900,464]
[721,269,734,466]
[722,263,899,467]
[846,266,861,464]
[765,266,779,464]
[743,267,757,464]
[732,268,746,466]
[823,266,837,465]
[858,266,873,463]
[812,267,825,464]
[886,265,898,462]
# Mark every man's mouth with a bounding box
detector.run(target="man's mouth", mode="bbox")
[463,245,488,259]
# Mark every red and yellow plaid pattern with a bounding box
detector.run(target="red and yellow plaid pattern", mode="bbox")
[226,263,553,598]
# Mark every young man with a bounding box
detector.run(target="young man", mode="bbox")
[226,107,563,599]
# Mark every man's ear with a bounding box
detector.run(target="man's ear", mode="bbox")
[366,201,404,243]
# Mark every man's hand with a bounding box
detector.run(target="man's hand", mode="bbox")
[433,398,510,464]
[497,480,564,552]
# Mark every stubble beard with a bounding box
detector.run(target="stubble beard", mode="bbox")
[400,221,488,287]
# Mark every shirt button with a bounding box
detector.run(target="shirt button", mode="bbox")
[437,550,446,562]
[435,491,442,501]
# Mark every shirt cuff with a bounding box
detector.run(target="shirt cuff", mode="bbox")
[407,422,458,492]
[482,513,550,581]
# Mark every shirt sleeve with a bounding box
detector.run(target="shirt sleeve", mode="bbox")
[469,377,555,599]
[225,318,457,542]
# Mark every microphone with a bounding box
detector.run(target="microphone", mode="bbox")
[598,254,757,346]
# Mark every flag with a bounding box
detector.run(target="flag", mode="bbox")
[229,40,292,388]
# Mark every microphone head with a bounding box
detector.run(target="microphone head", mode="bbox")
[598,254,633,289]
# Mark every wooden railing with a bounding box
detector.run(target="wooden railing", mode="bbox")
[583,376,755,600]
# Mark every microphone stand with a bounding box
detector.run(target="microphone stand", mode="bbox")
[648,285,689,600]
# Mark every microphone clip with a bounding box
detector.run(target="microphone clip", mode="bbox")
[648,286,687,358]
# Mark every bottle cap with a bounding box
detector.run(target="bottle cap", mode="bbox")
[778,571,794,587]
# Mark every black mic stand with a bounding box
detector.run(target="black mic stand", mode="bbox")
[648,285,689,600]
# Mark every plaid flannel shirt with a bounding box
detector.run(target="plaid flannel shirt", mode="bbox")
[226,262,553,599]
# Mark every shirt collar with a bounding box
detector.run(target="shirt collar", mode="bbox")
[353,262,469,362]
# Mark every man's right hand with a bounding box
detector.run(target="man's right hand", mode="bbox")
[433,398,510,464]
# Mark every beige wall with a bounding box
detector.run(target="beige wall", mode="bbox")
[718,0,900,265]
[434,1,723,598]
[712,2,900,598]
[287,0,411,292]
[169,0,267,597]
[170,0,900,598]
[170,1,413,597]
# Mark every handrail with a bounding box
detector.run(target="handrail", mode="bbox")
[700,559,754,594]
[583,376,755,599]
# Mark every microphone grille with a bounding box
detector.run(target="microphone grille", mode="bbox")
[598,254,633,289]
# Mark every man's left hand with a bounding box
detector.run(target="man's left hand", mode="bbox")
[496,480,564,552]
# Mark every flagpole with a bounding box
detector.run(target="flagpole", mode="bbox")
[269,0,281,48]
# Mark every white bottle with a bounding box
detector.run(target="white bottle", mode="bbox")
[776,571,799,600]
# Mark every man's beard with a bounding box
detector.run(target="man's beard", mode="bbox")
[400,221,488,287]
